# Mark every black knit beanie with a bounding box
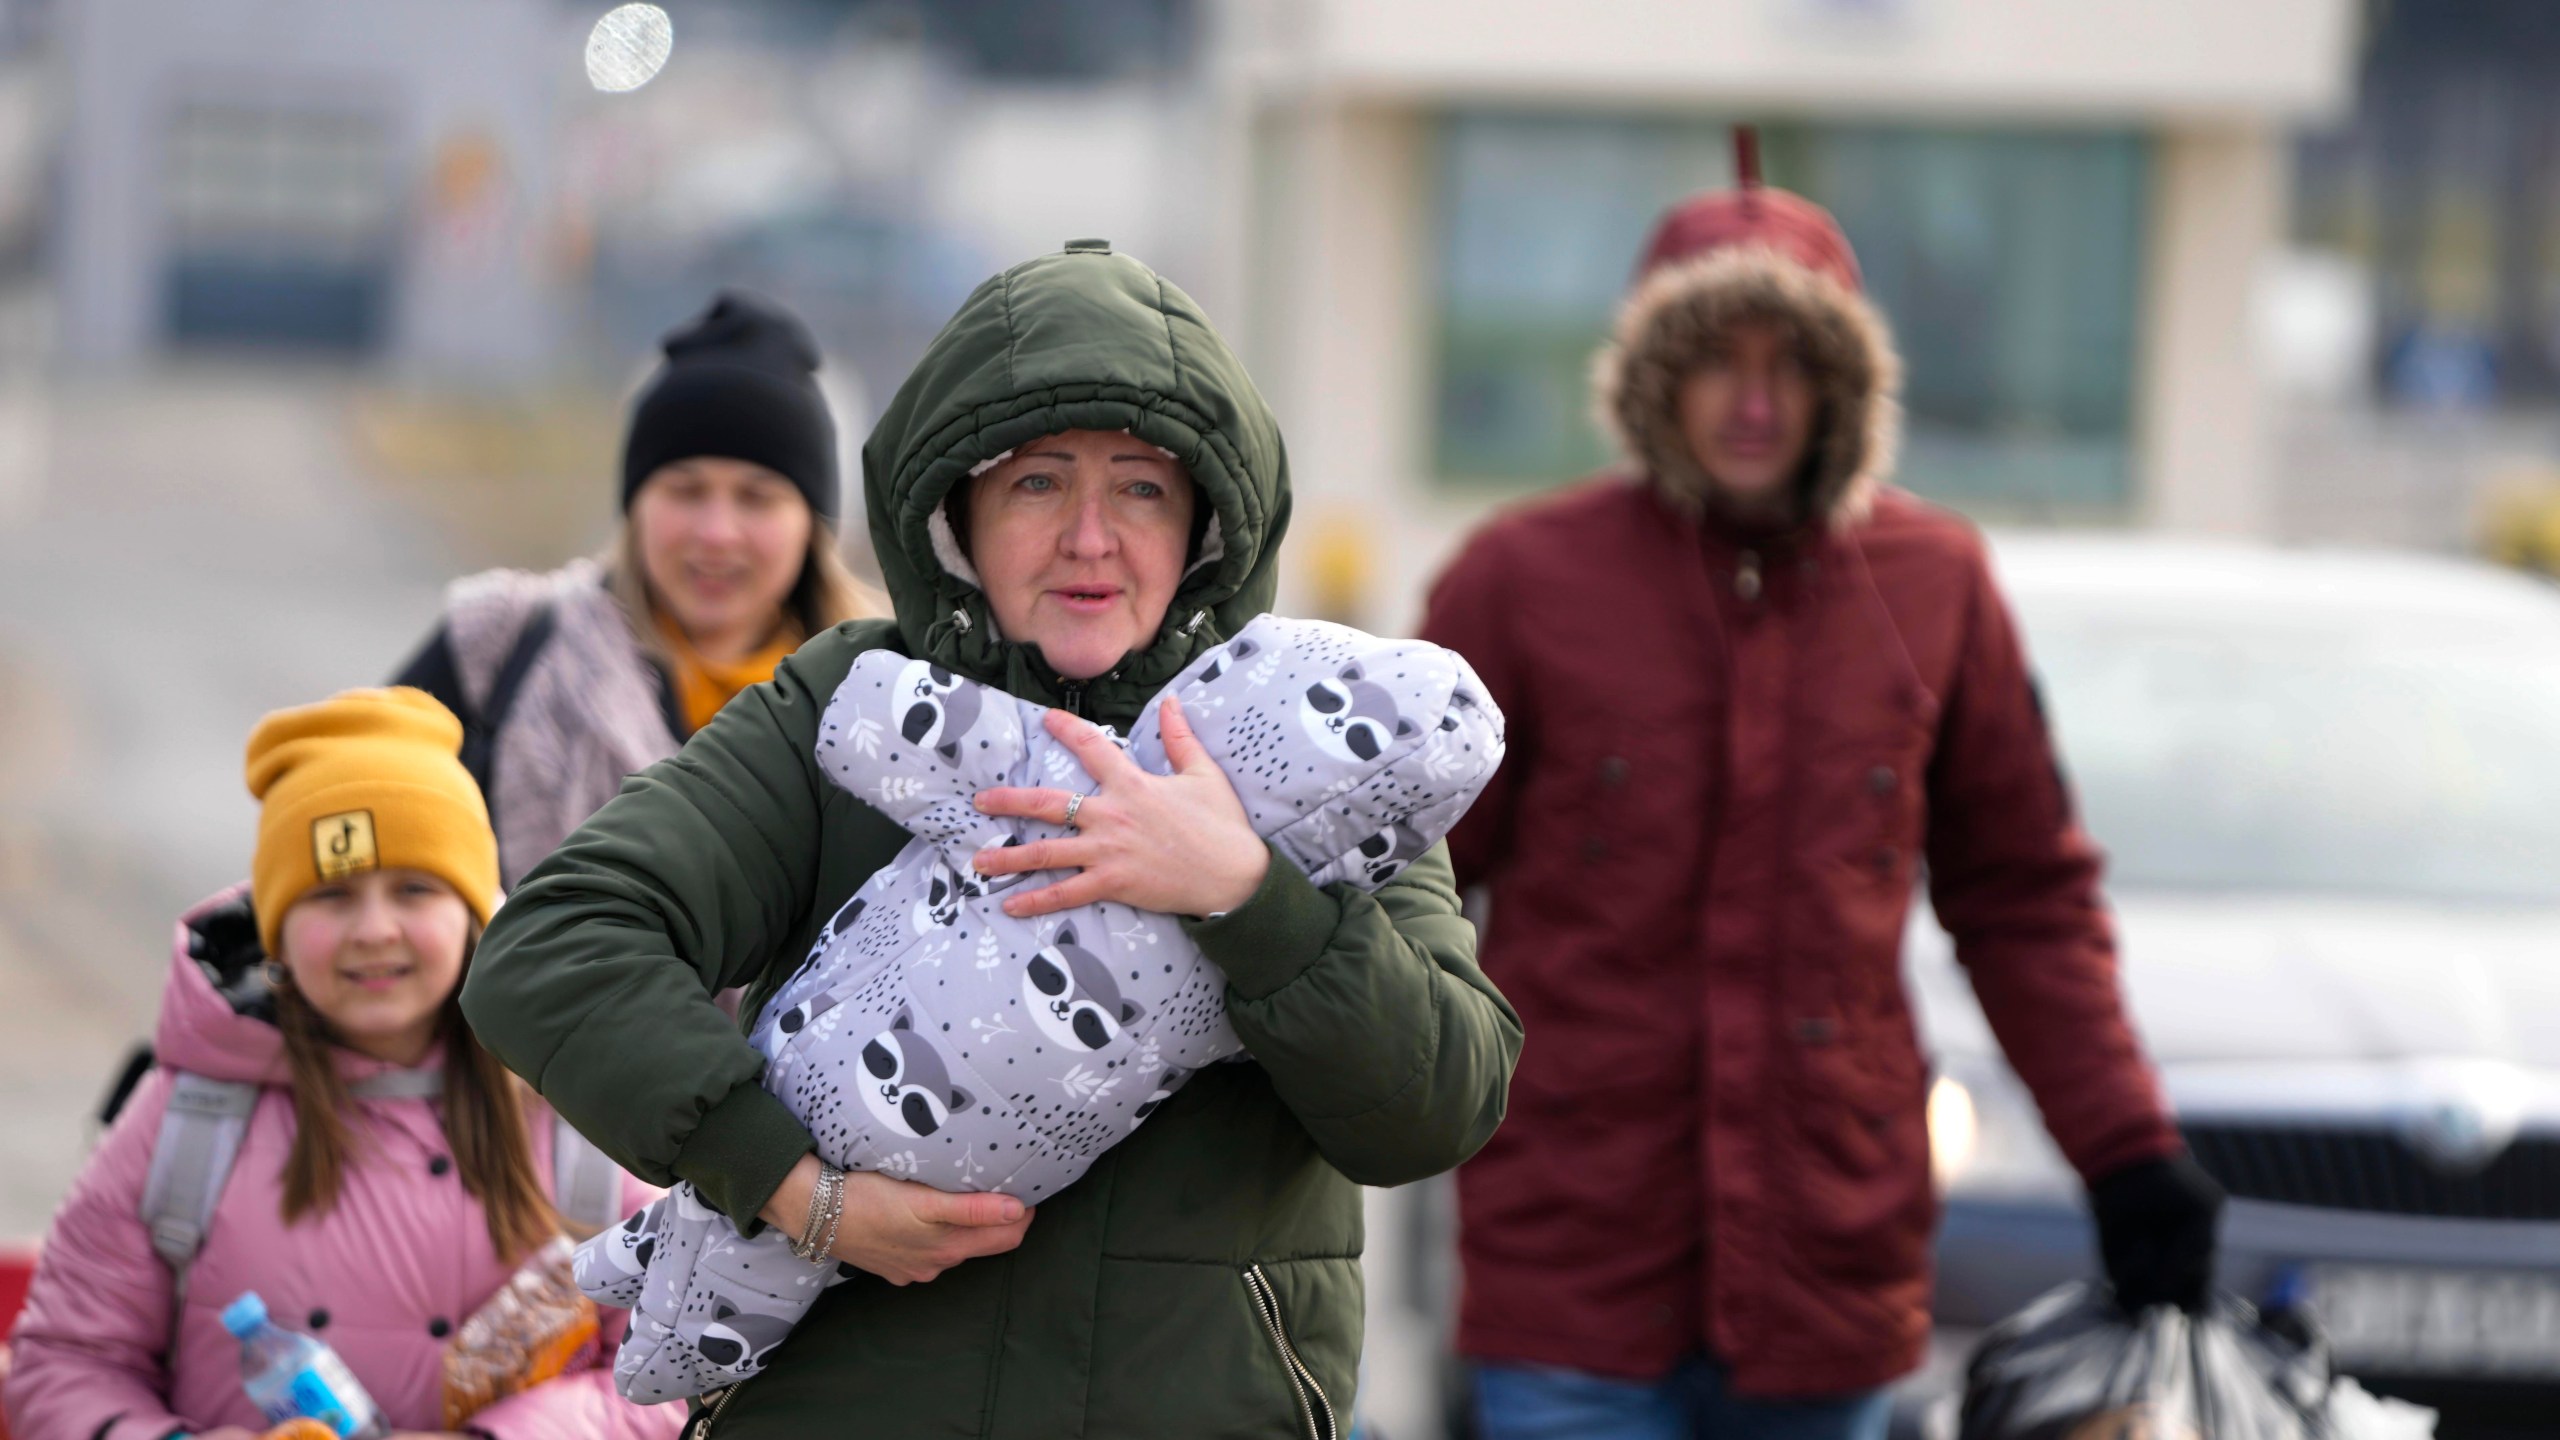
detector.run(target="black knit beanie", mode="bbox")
[621,289,838,523]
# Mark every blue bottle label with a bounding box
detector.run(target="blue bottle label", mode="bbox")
[287,1369,357,1432]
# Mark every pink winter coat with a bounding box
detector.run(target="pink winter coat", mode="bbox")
[2,890,682,1440]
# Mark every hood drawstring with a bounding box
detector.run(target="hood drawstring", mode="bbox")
[950,607,973,635]
[1182,609,1210,636]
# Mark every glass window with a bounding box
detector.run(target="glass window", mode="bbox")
[162,100,398,352]
[1429,112,2150,517]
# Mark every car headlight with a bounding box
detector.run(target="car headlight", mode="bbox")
[1928,1073,1978,1186]
[1929,1066,2077,1200]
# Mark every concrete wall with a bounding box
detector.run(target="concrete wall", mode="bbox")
[2141,127,2289,534]
[1240,0,2356,121]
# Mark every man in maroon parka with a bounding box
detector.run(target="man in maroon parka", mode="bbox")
[1418,167,2224,1438]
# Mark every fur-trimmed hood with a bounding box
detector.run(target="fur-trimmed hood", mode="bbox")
[1593,233,1903,530]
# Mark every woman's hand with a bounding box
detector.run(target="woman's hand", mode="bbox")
[972,696,1269,918]
[760,1154,1034,1286]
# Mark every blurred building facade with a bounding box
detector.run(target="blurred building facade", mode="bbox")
[2278,0,2560,554]
[53,0,1215,404]
[59,0,567,378]
[1220,0,2360,633]
[2296,0,2560,411]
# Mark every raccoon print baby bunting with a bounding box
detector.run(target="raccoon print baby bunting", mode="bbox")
[574,611,1505,1403]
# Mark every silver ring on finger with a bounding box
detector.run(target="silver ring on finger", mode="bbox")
[1062,791,1087,826]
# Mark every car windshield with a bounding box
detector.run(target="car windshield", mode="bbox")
[2016,595,2560,905]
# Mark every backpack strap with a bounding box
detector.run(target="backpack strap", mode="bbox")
[551,1115,624,1235]
[139,1068,621,1284]
[458,598,558,799]
[140,1069,446,1283]
[97,1041,157,1128]
[139,1074,258,1280]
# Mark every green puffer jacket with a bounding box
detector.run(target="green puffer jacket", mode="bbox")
[463,242,1522,1438]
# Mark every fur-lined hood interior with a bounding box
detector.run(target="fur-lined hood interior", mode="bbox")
[1593,244,1903,528]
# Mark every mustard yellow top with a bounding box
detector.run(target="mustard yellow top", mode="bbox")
[656,611,803,736]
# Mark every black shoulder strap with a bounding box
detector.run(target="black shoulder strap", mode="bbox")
[460,600,557,797]
[97,1042,156,1128]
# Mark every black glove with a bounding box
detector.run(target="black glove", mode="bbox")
[2088,1153,2225,1314]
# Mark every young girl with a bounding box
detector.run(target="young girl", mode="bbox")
[2,688,676,1440]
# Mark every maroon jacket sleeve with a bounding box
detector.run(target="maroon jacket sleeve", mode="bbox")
[1418,524,1532,893]
[1923,545,2182,1184]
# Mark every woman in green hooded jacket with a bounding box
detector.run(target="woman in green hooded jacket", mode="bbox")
[462,242,1522,1438]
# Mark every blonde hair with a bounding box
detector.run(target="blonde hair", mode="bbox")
[607,517,884,668]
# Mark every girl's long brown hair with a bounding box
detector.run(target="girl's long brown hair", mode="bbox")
[274,937,559,1263]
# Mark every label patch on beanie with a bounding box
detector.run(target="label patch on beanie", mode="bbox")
[312,810,379,881]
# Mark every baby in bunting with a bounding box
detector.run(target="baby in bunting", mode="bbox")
[574,612,1505,1402]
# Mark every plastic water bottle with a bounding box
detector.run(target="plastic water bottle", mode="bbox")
[219,1291,389,1439]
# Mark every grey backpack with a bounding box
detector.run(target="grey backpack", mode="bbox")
[140,1068,626,1299]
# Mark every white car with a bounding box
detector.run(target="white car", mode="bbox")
[1914,535,2560,1436]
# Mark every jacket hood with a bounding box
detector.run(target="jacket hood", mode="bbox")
[1593,189,1902,530]
[860,243,1290,724]
[156,886,289,1083]
[154,885,436,1088]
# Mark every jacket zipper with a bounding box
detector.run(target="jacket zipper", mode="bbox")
[1059,680,1086,716]
[1243,1264,1337,1440]
[685,1380,746,1439]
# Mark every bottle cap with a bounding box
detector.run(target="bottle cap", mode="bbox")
[219,1290,269,1338]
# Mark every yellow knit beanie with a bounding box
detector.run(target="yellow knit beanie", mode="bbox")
[245,687,500,956]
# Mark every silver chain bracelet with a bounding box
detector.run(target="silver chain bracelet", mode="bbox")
[791,1164,845,1264]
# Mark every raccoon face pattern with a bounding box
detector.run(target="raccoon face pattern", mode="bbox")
[815,895,866,949]
[612,1203,662,1270]
[1438,686,1489,734]
[775,990,842,1039]
[1303,662,1420,764]
[859,1009,975,1139]
[1352,820,1431,886]
[787,894,868,989]
[913,859,983,931]
[894,659,982,762]
[1195,636,1261,687]
[1024,922,1144,1051]
[1131,1067,1190,1129]
[695,1302,795,1372]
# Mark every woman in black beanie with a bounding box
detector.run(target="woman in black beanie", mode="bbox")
[393,289,882,887]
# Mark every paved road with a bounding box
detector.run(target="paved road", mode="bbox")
[0,369,465,1236]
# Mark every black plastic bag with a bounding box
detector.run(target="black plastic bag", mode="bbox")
[1959,1284,2435,1440]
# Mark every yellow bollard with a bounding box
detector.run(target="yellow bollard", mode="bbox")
[1303,510,1378,628]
